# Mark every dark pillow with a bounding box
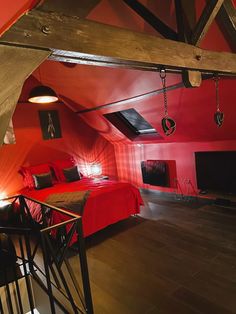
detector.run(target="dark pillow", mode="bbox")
[63,166,81,182]
[33,172,53,190]
[19,163,52,189]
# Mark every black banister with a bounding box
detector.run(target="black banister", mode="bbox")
[0,194,94,314]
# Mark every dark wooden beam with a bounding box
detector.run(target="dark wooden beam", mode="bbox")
[0,45,49,145]
[1,9,236,75]
[76,82,184,114]
[123,0,178,40]
[181,70,202,87]
[48,52,161,72]
[38,0,100,18]
[76,74,213,114]
[175,0,187,42]
[179,0,196,40]
[175,0,202,87]
[217,0,236,51]
[191,0,224,46]
[179,0,225,87]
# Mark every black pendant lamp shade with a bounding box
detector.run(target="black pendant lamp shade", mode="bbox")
[28,85,58,104]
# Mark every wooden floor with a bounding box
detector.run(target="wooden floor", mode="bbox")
[82,191,236,314]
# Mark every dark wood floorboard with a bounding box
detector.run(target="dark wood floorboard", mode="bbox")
[81,192,236,314]
[27,191,236,313]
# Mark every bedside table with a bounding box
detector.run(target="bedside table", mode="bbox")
[100,175,109,180]
[92,175,109,181]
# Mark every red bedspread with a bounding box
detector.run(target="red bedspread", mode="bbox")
[21,178,143,238]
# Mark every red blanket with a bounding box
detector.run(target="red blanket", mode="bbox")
[21,178,143,239]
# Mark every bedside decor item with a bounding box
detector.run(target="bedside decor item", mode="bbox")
[38,110,62,140]
[92,175,109,182]
[90,163,102,176]
[160,68,176,136]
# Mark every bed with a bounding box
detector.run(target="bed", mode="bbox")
[20,176,143,239]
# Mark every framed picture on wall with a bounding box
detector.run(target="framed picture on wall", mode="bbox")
[38,110,62,140]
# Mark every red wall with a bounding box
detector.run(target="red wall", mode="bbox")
[0,102,117,196]
[0,0,39,35]
[114,140,236,196]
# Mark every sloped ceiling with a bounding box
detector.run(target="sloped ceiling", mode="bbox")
[2,0,236,144]
[0,0,39,35]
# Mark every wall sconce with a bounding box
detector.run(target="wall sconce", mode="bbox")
[28,85,58,104]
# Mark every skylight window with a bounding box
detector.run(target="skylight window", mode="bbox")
[104,108,161,141]
[117,109,156,135]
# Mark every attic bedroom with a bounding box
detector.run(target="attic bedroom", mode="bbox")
[0,1,236,313]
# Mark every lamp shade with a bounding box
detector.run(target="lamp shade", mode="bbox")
[28,85,58,103]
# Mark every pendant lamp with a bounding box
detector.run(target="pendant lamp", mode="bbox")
[28,85,58,104]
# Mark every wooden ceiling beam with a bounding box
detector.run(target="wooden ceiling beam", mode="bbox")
[178,0,196,41]
[191,0,224,46]
[217,0,236,51]
[75,74,212,114]
[123,0,178,40]
[37,0,100,18]
[178,0,225,87]
[1,9,236,75]
[175,0,188,42]
[175,0,202,87]
[76,82,184,114]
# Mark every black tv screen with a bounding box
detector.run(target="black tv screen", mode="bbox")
[195,151,236,194]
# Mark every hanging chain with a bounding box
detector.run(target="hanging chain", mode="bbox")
[213,74,220,112]
[160,68,168,117]
[160,68,176,135]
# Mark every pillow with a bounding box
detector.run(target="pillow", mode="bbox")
[33,172,53,190]
[63,166,81,182]
[19,168,31,188]
[50,158,75,182]
[19,163,52,189]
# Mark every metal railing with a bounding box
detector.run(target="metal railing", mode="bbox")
[0,195,93,314]
[0,226,34,314]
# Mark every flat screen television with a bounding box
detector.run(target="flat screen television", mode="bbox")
[195,151,236,194]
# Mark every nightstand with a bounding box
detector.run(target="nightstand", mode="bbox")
[100,175,109,180]
[92,175,109,181]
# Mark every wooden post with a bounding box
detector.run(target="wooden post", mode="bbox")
[0,45,49,145]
